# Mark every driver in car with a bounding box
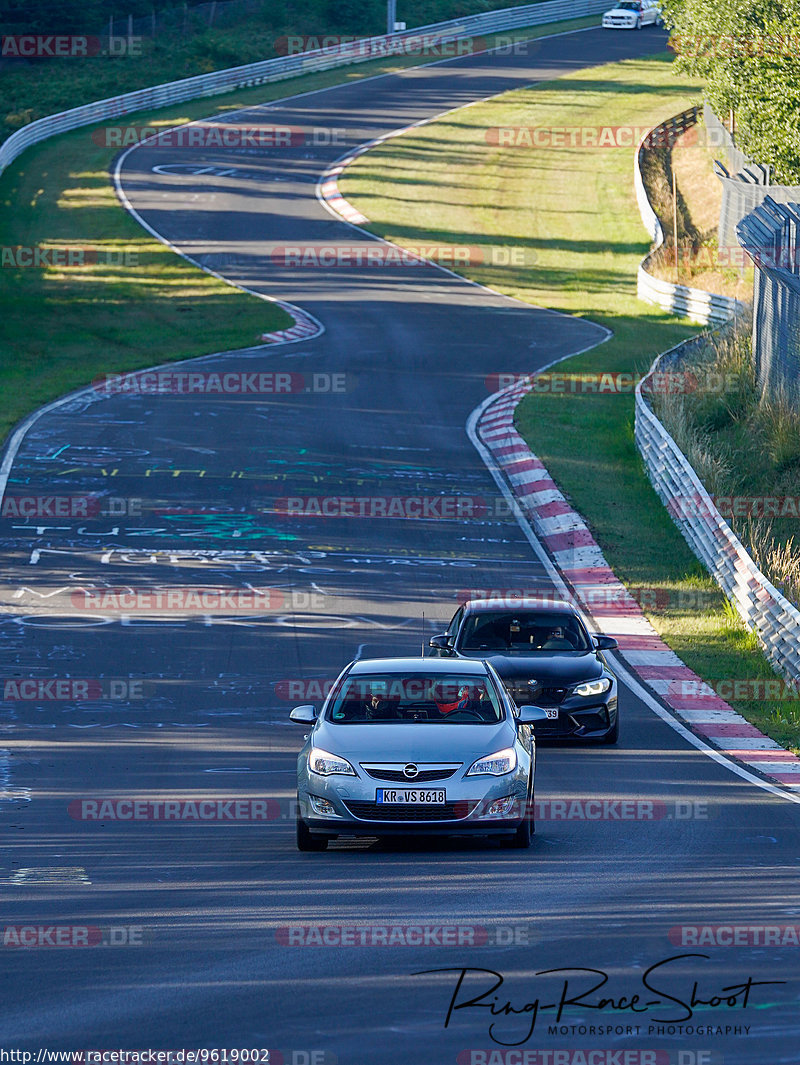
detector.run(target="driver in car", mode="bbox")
[363,690,391,720]
[435,683,479,716]
[541,626,574,650]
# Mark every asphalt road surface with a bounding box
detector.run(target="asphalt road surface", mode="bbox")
[2,24,800,1065]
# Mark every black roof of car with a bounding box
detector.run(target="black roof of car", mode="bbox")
[462,596,577,615]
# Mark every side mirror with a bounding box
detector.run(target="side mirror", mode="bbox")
[515,705,551,724]
[290,704,317,723]
[594,635,618,651]
[429,634,453,652]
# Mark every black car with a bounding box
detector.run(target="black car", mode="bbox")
[429,597,619,743]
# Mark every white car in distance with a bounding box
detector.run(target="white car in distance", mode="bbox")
[602,0,660,29]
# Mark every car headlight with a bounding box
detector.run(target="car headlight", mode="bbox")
[466,747,517,776]
[308,747,356,776]
[573,678,612,698]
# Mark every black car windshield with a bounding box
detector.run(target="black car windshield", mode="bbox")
[457,611,591,655]
[327,673,504,723]
[617,1,640,8]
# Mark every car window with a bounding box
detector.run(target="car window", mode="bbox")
[326,673,505,723]
[446,606,464,642]
[618,1,640,7]
[457,611,591,654]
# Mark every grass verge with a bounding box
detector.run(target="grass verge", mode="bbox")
[641,117,753,300]
[339,50,800,752]
[0,16,598,446]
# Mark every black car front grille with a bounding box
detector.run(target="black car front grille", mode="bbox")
[343,801,479,822]
[361,767,460,783]
[573,711,609,733]
[511,685,569,707]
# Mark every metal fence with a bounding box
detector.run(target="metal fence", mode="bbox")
[738,196,800,408]
[635,337,800,684]
[105,0,269,40]
[703,102,800,265]
[0,0,610,178]
[634,107,743,324]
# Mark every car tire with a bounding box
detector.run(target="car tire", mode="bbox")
[503,781,534,848]
[601,713,620,745]
[636,17,642,28]
[297,817,328,851]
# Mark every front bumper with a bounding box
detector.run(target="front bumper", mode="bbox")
[507,682,618,740]
[602,17,638,27]
[297,773,530,837]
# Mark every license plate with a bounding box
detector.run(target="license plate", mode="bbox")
[376,789,446,804]
[543,709,559,719]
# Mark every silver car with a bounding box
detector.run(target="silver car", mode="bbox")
[290,656,548,851]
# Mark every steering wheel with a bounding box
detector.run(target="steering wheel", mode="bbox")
[443,708,484,721]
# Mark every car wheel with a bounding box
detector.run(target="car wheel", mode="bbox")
[297,817,328,851]
[636,17,642,28]
[601,713,620,745]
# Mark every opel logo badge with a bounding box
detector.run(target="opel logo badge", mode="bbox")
[403,763,419,779]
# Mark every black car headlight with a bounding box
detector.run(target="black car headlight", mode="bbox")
[573,678,612,698]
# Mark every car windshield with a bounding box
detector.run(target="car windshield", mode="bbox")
[457,611,591,655]
[327,673,504,723]
[617,1,640,8]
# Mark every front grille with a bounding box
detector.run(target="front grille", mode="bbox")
[573,711,609,733]
[361,766,460,783]
[362,768,458,783]
[534,716,567,734]
[343,801,479,822]
[511,686,569,707]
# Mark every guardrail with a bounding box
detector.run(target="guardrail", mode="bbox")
[0,0,610,178]
[634,107,745,325]
[635,340,800,682]
[738,196,800,409]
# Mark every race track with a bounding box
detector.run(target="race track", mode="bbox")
[2,24,800,1064]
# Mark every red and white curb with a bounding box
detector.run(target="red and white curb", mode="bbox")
[319,155,371,225]
[477,378,800,791]
[260,302,323,344]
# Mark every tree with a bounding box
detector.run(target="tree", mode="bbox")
[660,0,800,182]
